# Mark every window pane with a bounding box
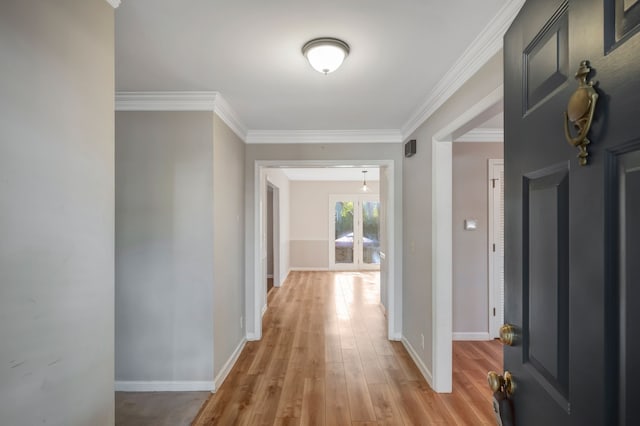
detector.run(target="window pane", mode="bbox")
[362,201,380,265]
[334,201,354,264]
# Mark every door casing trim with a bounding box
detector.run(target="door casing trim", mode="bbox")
[431,85,504,392]
[250,160,400,342]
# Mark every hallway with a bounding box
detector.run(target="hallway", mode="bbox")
[193,271,502,425]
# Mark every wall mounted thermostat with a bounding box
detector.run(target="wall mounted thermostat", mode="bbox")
[464,219,478,230]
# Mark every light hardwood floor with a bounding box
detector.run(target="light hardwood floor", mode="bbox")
[194,271,502,425]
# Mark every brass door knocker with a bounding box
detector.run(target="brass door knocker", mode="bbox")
[564,60,599,166]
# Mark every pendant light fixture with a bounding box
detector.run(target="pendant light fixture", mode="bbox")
[361,170,369,192]
[302,37,350,75]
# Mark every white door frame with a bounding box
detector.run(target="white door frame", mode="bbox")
[251,159,400,342]
[328,194,381,271]
[488,159,504,338]
[266,179,281,287]
[431,86,504,392]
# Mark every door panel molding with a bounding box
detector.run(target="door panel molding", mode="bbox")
[605,0,640,51]
[606,139,640,425]
[523,1,569,114]
[522,162,570,409]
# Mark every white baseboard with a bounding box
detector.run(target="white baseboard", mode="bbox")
[389,332,402,341]
[289,267,329,271]
[290,267,330,271]
[452,332,492,341]
[262,303,267,318]
[278,269,291,287]
[401,337,434,388]
[246,332,260,341]
[379,303,387,316]
[115,381,214,392]
[213,338,246,392]
[267,274,273,279]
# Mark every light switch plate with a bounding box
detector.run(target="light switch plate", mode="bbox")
[464,219,478,230]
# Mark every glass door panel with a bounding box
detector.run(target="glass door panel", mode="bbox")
[362,200,381,265]
[333,201,354,265]
[329,195,380,270]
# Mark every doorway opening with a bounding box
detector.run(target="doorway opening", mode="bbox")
[431,85,504,392]
[250,160,401,342]
[266,183,277,297]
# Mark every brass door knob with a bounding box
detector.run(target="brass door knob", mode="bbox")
[499,324,519,346]
[487,371,515,397]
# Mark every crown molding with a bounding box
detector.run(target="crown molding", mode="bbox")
[115,91,247,141]
[455,128,504,143]
[105,0,121,8]
[116,91,218,111]
[245,129,403,144]
[213,94,248,142]
[400,0,525,140]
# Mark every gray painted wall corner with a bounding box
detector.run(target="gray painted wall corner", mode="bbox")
[1,1,115,424]
[402,50,504,377]
[212,114,246,378]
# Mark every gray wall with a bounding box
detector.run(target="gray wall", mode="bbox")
[402,51,503,373]
[212,114,245,379]
[245,144,403,339]
[0,1,115,425]
[115,112,215,384]
[452,142,503,335]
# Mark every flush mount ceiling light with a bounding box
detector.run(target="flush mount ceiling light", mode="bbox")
[302,37,350,75]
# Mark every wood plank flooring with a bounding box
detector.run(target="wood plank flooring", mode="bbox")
[193,271,502,425]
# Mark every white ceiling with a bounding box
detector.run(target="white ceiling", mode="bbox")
[278,167,379,181]
[478,112,504,129]
[115,0,513,134]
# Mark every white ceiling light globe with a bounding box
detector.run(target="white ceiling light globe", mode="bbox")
[302,38,350,75]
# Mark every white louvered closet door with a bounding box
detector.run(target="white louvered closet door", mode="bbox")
[489,160,505,338]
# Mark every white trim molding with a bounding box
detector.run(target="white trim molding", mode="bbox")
[115,91,217,111]
[401,0,525,139]
[213,338,247,392]
[114,381,214,392]
[115,91,247,141]
[455,128,504,143]
[213,94,249,142]
[431,84,504,394]
[402,337,434,389]
[105,0,121,8]
[289,267,330,272]
[246,129,402,144]
[432,137,453,393]
[251,159,401,344]
[246,332,261,341]
[453,332,492,341]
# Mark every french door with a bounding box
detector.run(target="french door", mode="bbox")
[329,195,380,270]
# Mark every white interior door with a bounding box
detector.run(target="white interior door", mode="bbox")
[329,195,380,270]
[488,159,504,338]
